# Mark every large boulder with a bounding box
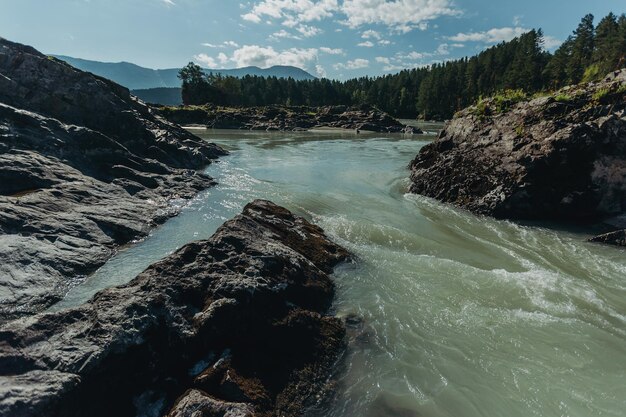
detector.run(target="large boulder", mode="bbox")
[0,38,226,319]
[0,200,349,417]
[410,70,626,240]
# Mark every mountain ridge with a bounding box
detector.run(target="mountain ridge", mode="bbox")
[52,55,316,90]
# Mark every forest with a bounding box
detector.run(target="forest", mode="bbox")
[179,12,626,120]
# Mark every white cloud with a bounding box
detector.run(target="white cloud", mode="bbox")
[218,52,229,64]
[358,41,374,47]
[378,39,391,46]
[320,47,344,55]
[242,12,262,23]
[270,30,302,40]
[375,56,391,64]
[242,0,338,27]
[448,27,529,43]
[195,45,320,69]
[162,0,176,5]
[315,64,328,78]
[361,30,381,40]
[404,51,425,60]
[242,0,460,32]
[296,24,323,37]
[202,41,240,49]
[543,35,562,50]
[194,53,218,68]
[340,0,461,32]
[231,45,319,68]
[334,58,369,70]
[436,43,449,55]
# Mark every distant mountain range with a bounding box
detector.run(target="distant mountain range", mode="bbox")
[53,55,316,90]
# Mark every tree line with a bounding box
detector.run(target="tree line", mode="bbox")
[179,12,626,120]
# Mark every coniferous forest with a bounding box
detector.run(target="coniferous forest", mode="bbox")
[179,13,626,120]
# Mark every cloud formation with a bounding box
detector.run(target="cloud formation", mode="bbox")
[242,0,461,32]
[448,27,529,43]
[334,58,369,69]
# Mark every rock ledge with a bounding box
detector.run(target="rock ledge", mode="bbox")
[0,200,349,417]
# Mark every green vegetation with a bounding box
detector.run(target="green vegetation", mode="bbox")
[592,87,611,101]
[554,93,574,102]
[493,89,528,113]
[180,12,626,120]
[472,97,490,120]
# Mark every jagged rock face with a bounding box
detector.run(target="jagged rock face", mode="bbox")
[0,200,349,417]
[410,70,626,229]
[0,38,226,319]
[159,104,421,134]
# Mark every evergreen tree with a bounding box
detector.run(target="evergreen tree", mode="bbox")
[567,14,595,83]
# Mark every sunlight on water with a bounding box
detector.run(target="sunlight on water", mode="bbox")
[52,129,626,417]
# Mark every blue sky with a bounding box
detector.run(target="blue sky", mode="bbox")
[0,0,623,79]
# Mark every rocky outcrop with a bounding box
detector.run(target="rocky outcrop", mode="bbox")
[159,104,421,134]
[410,69,626,242]
[589,229,626,246]
[0,200,349,417]
[0,38,226,319]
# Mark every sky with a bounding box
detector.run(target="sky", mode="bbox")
[0,0,623,79]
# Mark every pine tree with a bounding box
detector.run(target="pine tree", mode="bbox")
[567,14,595,83]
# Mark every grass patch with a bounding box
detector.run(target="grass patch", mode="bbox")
[592,87,611,102]
[493,89,527,113]
[554,93,573,102]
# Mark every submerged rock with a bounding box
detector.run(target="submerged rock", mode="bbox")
[0,38,226,319]
[0,200,350,417]
[409,69,626,238]
[589,229,626,247]
[158,104,422,134]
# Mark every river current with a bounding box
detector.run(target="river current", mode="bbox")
[53,129,626,417]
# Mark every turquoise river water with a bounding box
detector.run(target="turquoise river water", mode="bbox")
[53,129,626,417]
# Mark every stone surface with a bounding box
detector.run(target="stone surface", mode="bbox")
[0,200,349,417]
[0,38,226,319]
[159,104,421,134]
[410,70,626,233]
[588,229,626,247]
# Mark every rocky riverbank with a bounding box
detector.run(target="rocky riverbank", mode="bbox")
[409,69,626,246]
[158,104,421,134]
[0,200,349,417]
[0,38,226,320]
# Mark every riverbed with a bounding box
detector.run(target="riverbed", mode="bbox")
[53,129,626,417]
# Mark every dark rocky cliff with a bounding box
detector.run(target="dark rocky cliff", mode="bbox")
[409,69,626,245]
[0,38,226,319]
[0,200,349,417]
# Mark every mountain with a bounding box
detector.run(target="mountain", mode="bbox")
[52,55,316,90]
[132,87,184,106]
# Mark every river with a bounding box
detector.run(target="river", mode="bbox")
[52,128,626,417]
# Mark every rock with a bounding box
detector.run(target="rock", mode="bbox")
[158,104,422,134]
[0,38,226,320]
[409,69,626,228]
[0,200,349,417]
[589,229,626,247]
[167,390,254,417]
